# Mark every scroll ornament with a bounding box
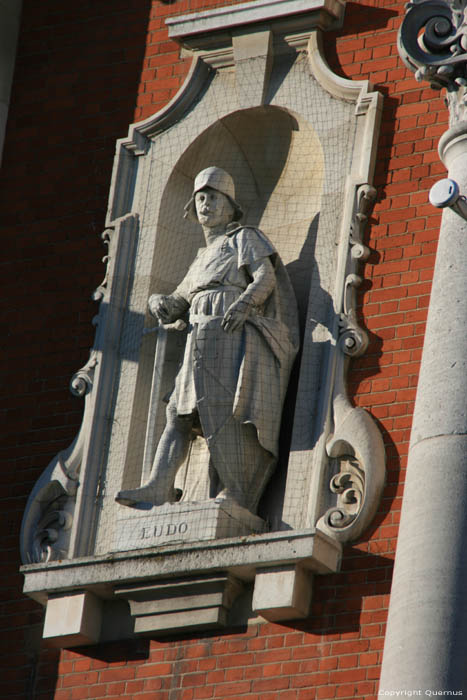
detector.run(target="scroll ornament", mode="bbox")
[398,0,467,123]
[318,185,386,543]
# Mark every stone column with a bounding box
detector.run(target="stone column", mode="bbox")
[379,2,467,692]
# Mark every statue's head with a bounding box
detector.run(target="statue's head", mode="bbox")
[184,167,243,224]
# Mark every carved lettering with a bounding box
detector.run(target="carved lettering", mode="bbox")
[140,522,190,539]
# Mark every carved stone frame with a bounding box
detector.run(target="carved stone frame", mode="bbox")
[20,0,385,645]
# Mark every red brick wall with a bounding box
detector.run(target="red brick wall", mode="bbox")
[0,1,446,698]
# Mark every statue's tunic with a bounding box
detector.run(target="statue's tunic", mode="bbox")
[169,224,299,460]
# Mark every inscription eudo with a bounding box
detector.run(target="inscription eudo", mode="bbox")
[140,522,189,539]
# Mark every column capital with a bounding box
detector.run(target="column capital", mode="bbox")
[438,119,467,166]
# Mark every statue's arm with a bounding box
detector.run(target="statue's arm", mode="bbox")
[148,292,189,324]
[222,257,275,333]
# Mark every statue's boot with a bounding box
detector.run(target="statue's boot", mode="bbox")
[115,406,193,507]
[115,483,175,507]
[208,419,276,514]
[214,488,248,510]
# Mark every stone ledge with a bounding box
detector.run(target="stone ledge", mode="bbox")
[22,529,341,605]
[22,530,341,643]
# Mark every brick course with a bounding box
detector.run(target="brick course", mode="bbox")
[0,0,445,698]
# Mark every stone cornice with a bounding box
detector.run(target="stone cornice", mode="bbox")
[167,0,345,51]
[21,529,341,606]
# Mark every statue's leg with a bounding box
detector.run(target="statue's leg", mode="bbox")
[208,418,276,514]
[115,403,193,506]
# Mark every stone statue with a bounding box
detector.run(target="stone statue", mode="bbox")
[116,167,299,514]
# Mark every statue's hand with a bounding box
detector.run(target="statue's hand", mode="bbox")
[148,294,172,324]
[221,299,251,333]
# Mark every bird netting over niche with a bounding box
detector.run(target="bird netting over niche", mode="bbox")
[93,45,358,558]
[19,5,387,644]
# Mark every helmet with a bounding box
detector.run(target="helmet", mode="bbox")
[183,167,243,222]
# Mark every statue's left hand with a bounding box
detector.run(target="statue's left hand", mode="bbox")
[221,299,251,333]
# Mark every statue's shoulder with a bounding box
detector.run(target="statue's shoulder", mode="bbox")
[226,225,277,261]
[226,223,258,235]
[226,224,267,241]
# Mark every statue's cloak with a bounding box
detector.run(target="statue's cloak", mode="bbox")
[170,225,299,459]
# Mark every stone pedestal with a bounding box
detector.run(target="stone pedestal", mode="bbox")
[112,500,266,552]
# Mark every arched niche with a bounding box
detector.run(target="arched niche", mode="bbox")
[20,6,386,638]
[122,104,325,511]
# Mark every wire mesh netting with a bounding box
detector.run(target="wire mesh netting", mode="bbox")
[93,48,357,555]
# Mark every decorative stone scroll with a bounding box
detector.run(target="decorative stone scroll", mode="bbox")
[398,0,467,123]
[21,0,385,643]
[317,184,386,544]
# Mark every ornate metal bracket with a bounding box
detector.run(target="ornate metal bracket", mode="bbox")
[317,184,386,543]
[398,0,467,122]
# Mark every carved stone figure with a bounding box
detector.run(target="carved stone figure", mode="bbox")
[116,167,299,514]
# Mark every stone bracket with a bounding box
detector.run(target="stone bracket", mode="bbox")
[43,591,103,647]
[39,568,314,643]
[252,564,312,621]
[115,574,243,635]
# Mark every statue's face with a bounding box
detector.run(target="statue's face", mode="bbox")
[195,187,234,229]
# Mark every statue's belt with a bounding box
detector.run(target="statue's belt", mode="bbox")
[189,313,224,323]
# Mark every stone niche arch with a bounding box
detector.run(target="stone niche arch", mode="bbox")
[122,105,324,515]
